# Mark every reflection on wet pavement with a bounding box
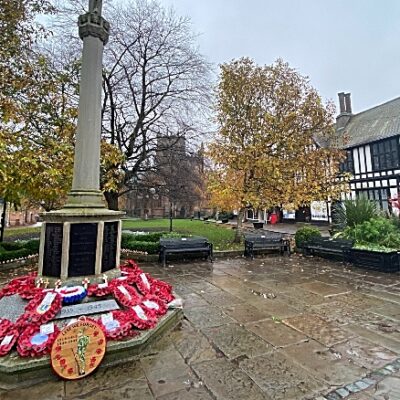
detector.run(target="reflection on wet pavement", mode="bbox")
[1,254,400,399]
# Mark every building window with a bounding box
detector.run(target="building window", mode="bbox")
[356,188,390,211]
[371,138,399,171]
[340,150,354,173]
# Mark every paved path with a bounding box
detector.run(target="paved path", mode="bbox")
[242,221,331,236]
[1,255,400,399]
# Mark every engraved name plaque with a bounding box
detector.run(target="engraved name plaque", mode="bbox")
[69,223,97,277]
[102,221,118,272]
[43,223,63,277]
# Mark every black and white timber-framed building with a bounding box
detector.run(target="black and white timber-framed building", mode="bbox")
[337,92,400,212]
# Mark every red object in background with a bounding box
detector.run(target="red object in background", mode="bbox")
[389,195,400,210]
[269,214,278,224]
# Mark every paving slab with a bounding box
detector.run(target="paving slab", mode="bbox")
[140,349,187,376]
[192,358,269,400]
[334,292,389,309]
[171,321,220,365]
[157,387,214,400]
[344,324,400,354]
[198,289,243,307]
[239,351,323,399]
[184,306,234,328]
[180,293,209,308]
[186,281,222,294]
[65,360,147,398]
[310,300,364,325]
[361,316,400,343]
[222,303,271,324]
[299,281,351,297]
[201,323,270,359]
[279,287,332,306]
[68,384,155,400]
[282,340,368,386]
[332,337,398,370]
[0,380,64,400]
[370,302,400,321]
[246,319,308,347]
[284,314,355,346]
[243,296,300,319]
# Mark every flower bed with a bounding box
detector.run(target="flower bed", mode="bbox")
[347,248,400,273]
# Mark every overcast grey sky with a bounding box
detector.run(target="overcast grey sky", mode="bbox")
[158,0,400,114]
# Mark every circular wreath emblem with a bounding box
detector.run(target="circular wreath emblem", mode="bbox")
[51,319,106,380]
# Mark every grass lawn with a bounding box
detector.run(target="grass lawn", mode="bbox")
[4,226,41,239]
[123,218,241,251]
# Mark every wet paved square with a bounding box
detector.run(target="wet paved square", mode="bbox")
[2,254,400,399]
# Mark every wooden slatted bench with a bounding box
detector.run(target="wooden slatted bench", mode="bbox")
[303,237,354,260]
[244,233,290,260]
[159,237,213,267]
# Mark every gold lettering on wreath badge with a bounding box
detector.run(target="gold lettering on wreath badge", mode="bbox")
[51,320,106,379]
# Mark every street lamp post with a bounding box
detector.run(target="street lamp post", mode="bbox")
[0,199,6,242]
[169,202,173,232]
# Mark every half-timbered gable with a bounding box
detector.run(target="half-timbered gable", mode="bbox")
[337,93,400,211]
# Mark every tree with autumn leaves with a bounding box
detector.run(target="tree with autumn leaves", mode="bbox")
[207,58,348,239]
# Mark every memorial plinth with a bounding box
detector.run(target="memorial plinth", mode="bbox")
[38,209,124,282]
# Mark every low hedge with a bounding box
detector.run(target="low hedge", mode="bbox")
[121,232,184,254]
[0,248,33,263]
[295,226,321,248]
[0,242,25,251]
[24,239,40,253]
[0,239,40,263]
[122,239,160,254]
[129,232,166,243]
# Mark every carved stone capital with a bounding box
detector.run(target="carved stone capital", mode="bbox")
[78,12,110,44]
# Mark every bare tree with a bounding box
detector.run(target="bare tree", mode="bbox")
[100,0,211,209]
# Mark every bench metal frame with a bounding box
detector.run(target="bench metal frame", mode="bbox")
[303,237,354,260]
[244,234,290,259]
[159,238,213,267]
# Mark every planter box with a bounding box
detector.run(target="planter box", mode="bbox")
[253,222,264,229]
[347,248,400,272]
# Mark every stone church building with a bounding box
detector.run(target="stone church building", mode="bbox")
[124,136,207,219]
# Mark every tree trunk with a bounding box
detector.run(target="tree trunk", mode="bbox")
[234,208,245,243]
[104,191,119,211]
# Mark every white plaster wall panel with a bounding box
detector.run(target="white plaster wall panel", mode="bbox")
[359,146,366,173]
[353,148,360,174]
[365,145,372,172]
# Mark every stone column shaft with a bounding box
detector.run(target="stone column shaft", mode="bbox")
[72,36,103,192]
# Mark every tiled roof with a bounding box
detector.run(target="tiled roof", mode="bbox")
[337,97,400,148]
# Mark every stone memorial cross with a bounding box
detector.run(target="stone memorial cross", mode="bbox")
[37,0,124,282]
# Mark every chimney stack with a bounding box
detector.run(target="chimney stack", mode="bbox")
[336,92,352,131]
[344,93,352,114]
[338,92,346,114]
